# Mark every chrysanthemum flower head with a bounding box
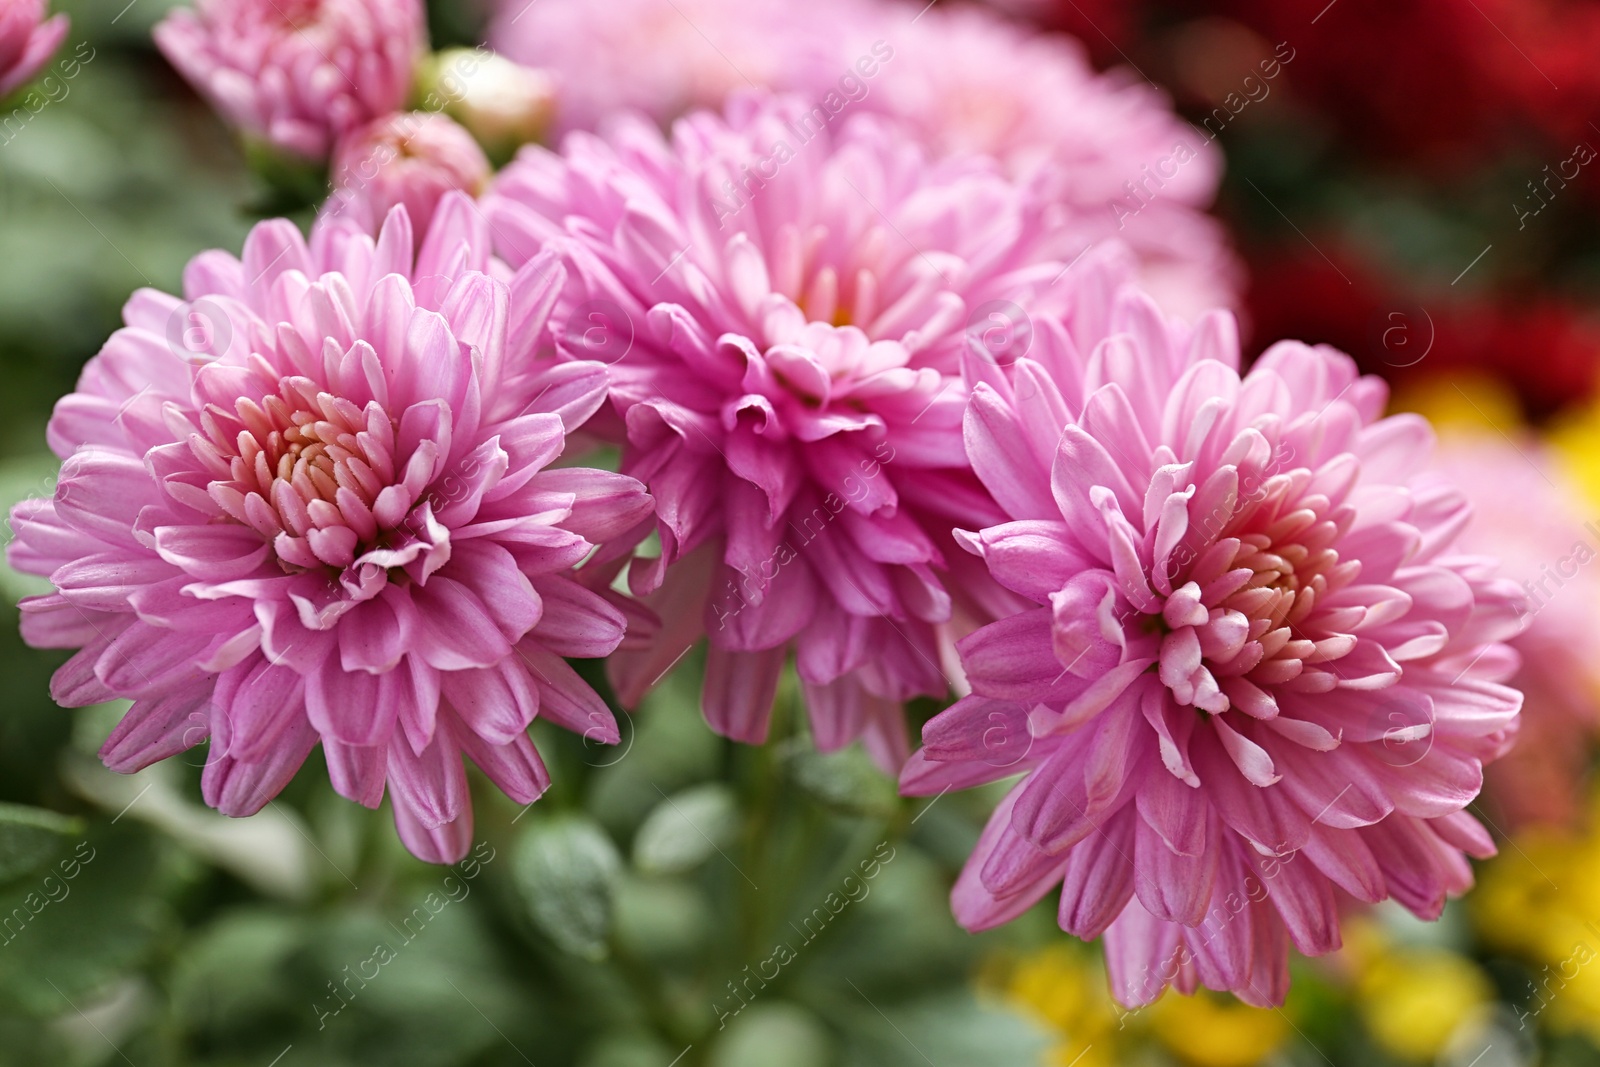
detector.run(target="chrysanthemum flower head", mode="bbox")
[876,1,1236,319]
[154,0,427,160]
[904,266,1525,1005]
[9,196,652,863]
[489,0,1237,317]
[482,91,1088,766]
[0,0,68,100]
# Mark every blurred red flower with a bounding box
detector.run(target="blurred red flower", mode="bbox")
[1244,243,1600,416]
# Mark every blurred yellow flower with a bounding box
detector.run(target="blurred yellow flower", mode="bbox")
[1356,946,1493,1062]
[1391,370,1524,434]
[1147,990,1289,1067]
[1550,396,1600,509]
[1541,945,1600,1045]
[1471,829,1586,960]
[981,944,1293,1067]
[1470,796,1600,1044]
[980,945,1122,1067]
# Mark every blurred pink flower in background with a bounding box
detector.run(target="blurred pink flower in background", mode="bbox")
[488,0,851,136]
[876,1,1237,319]
[1429,432,1600,829]
[7,197,653,863]
[490,0,1239,317]
[328,111,492,239]
[903,269,1525,1006]
[0,0,68,99]
[154,0,427,160]
[483,92,1089,767]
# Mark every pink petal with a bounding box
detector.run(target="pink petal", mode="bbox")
[703,644,785,744]
[100,679,213,773]
[1132,810,1217,925]
[1057,807,1136,939]
[517,643,619,744]
[324,740,387,808]
[202,716,319,817]
[441,659,540,746]
[387,725,467,829]
[214,654,307,762]
[530,574,628,658]
[457,728,551,806]
[305,658,393,747]
[953,790,1064,931]
[410,576,516,670]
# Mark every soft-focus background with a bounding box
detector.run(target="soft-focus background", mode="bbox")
[3,1,1600,1065]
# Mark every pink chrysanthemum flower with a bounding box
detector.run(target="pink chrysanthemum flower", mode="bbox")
[8,196,652,863]
[902,272,1525,1006]
[871,1,1236,319]
[489,0,1237,317]
[154,0,426,160]
[0,0,67,100]
[1429,431,1600,828]
[482,92,1080,766]
[328,111,492,241]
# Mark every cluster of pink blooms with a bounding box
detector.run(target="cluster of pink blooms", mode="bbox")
[8,0,1532,1008]
[489,0,1239,317]
[154,0,492,235]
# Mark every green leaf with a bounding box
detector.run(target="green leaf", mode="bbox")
[837,991,1052,1067]
[632,784,739,875]
[513,815,622,962]
[787,745,899,820]
[712,1003,833,1067]
[308,903,534,1067]
[578,1033,676,1067]
[0,803,82,884]
[0,1012,69,1067]
[612,874,713,961]
[168,909,304,1039]
[0,826,167,1014]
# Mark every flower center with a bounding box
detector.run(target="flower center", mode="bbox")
[768,221,908,342]
[199,376,399,572]
[1154,476,1359,716]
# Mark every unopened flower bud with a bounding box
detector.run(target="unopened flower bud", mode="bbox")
[422,47,555,163]
[328,111,491,239]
